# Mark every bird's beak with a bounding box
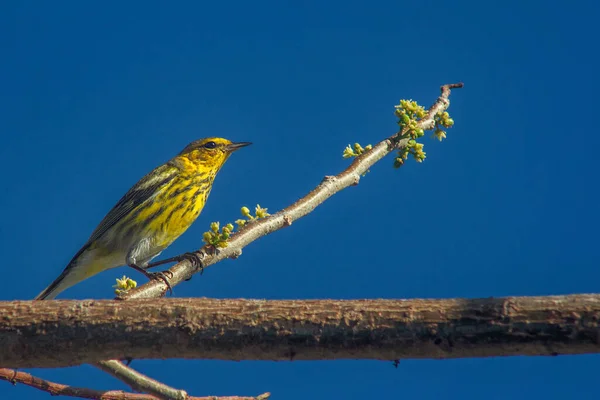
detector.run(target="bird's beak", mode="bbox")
[226,142,252,152]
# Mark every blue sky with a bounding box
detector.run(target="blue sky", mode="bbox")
[1,1,599,399]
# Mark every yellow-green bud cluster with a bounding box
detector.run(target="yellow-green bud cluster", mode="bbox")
[393,140,426,167]
[395,99,427,138]
[113,275,137,295]
[342,143,373,158]
[433,111,454,141]
[255,205,269,219]
[202,222,235,248]
[236,204,270,227]
[202,205,270,248]
[343,99,456,170]
[393,100,426,167]
[393,99,455,168]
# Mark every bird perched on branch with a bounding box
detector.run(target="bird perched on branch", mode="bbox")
[35,137,251,300]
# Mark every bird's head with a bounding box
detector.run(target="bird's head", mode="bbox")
[177,137,251,171]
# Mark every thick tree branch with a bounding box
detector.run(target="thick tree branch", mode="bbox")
[3,294,599,368]
[0,368,269,400]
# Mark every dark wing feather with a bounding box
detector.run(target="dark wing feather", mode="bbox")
[86,162,180,244]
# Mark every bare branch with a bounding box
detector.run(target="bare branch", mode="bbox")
[95,360,187,400]
[4,294,599,368]
[0,368,269,400]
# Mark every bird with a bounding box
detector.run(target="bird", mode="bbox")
[35,137,251,300]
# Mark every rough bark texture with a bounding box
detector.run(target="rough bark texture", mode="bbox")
[1,295,599,368]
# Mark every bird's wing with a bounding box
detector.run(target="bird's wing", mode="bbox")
[86,162,180,244]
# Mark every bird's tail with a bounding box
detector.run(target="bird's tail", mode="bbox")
[34,246,95,300]
[34,268,75,300]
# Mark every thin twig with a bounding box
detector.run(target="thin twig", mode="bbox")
[95,360,187,400]
[0,368,270,400]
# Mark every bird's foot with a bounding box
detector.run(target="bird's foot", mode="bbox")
[139,251,206,283]
[178,251,205,274]
[146,271,174,295]
[128,264,173,295]
[146,251,205,277]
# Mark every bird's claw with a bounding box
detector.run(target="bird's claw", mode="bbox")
[147,270,174,295]
[128,263,173,295]
[177,252,205,274]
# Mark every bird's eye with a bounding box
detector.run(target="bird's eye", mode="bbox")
[204,141,217,149]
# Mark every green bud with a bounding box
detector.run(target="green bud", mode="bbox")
[434,129,447,141]
[342,145,356,158]
[255,205,270,219]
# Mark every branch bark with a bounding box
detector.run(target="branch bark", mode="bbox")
[0,368,269,400]
[3,294,599,368]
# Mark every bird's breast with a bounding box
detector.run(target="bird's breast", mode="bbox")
[149,175,213,247]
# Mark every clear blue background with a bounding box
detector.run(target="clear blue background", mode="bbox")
[1,1,599,399]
